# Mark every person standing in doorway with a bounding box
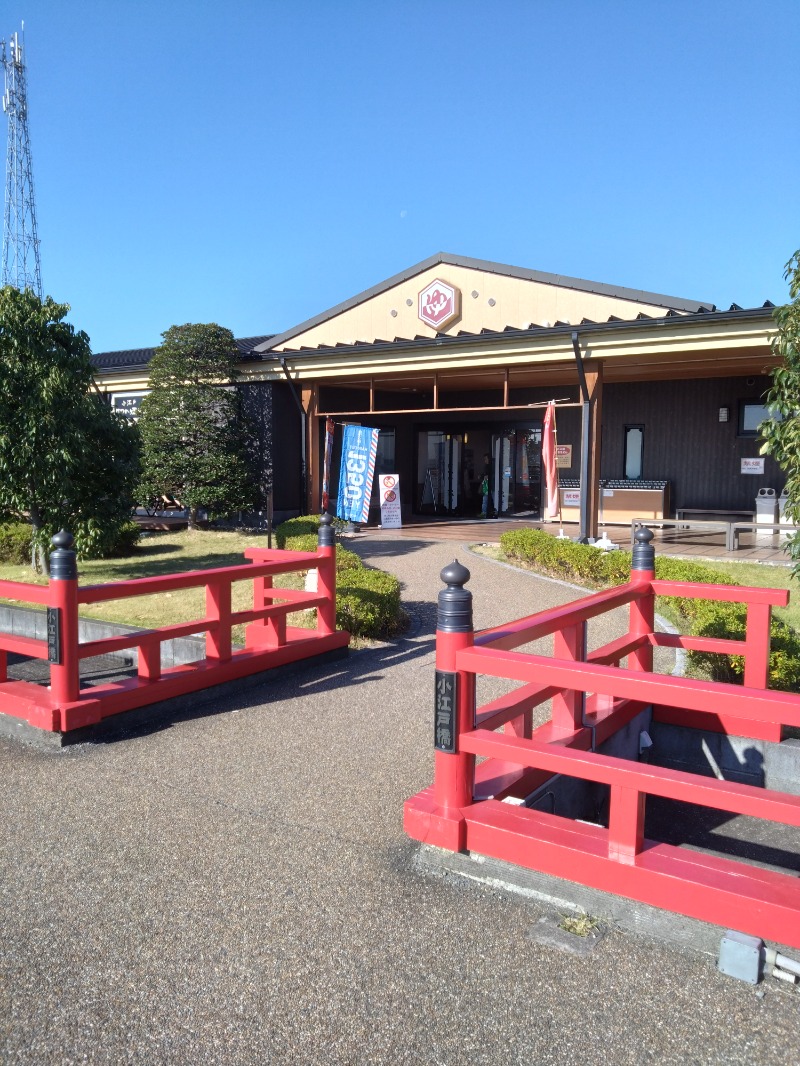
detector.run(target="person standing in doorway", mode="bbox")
[480,453,493,518]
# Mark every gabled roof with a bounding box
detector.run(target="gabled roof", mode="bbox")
[252,253,715,354]
[91,335,275,371]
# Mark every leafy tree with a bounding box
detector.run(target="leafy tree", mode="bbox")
[137,323,254,529]
[760,249,800,570]
[0,286,140,572]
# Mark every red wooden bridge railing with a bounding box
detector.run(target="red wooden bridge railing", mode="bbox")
[406,527,800,948]
[0,515,348,733]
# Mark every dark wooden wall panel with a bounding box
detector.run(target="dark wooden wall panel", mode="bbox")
[601,376,783,510]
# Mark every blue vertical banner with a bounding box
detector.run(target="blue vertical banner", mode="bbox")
[337,425,380,523]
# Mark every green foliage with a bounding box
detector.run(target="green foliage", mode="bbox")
[500,528,632,586]
[336,566,402,638]
[498,528,800,691]
[107,520,141,557]
[0,521,33,564]
[273,515,401,636]
[137,324,255,527]
[0,286,139,570]
[274,515,320,548]
[760,249,800,571]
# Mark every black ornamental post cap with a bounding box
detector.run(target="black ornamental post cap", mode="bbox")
[49,529,77,581]
[632,525,655,571]
[438,559,473,633]
[318,512,335,548]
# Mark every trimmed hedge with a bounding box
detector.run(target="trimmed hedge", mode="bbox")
[274,516,403,640]
[337,567,403,638]
[498,528,800,692]
[500,528,632,585]
[274,515,320,548]
[0,522,33,564]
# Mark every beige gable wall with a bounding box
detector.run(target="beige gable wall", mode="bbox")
[272,264,687,352]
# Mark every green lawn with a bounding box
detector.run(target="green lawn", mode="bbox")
[699,560,800,632]
[473,543,800,633]
[0,529,306,632]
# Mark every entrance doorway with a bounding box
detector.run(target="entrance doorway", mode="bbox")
[416,425,542,518]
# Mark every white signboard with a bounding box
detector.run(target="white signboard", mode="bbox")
[741,458,765,475]
[379,473,402,528]
[562,490,581,507]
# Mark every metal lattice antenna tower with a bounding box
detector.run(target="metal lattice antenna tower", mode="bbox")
[1,25,41,296]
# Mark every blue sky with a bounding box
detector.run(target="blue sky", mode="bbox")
[8,0,800,353]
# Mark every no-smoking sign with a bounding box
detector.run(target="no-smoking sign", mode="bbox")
[379,473,402,528]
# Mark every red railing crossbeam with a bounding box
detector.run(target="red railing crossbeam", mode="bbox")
[587,633,649,666]
[77,555,321,605]
[77,620,212,660]
[652,632,745,657]
[460,729,800,827]
[229,596,328,628]
[457,645,800,728]
[651,580,789,607]
[0,633,49,659]
[0,580,51,605]
[475,682,559,731]
[475,583,644,651]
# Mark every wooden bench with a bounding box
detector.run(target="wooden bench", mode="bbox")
[728,522,797,550]
[675,507,755,523]
[630,517,733,548]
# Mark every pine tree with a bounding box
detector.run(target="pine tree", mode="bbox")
[137,324,254,529]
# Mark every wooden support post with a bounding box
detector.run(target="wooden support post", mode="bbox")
[301,385,318,515]
[629,527,655,672]
[429,561,475,849]
[206,580,232,661]
[316,514,337,636]
[48,531,80,707]
[608,784,645,864]
[138,642,161,682]
[585,362,603,541]
[551,622,585,732]
[745,600,781,741]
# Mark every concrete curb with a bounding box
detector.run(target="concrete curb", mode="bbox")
[416,844,800,959]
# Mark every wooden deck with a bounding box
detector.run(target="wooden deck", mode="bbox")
[354,517,794,565]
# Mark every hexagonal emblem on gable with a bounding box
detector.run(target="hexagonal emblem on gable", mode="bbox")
[418,279,461,331]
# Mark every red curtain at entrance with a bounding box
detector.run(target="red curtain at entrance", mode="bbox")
[542,401,559,518]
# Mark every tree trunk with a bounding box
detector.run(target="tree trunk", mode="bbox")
[188,505,199,531]
[28,505,48,576]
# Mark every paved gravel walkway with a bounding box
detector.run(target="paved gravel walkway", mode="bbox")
[1,536,798,1065]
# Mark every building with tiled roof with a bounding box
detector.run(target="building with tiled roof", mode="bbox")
[92,255,782,532]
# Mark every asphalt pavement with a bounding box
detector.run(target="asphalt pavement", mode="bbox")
[1,535,798,1065]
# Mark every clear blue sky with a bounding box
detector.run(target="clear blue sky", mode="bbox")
[8,0,800,353]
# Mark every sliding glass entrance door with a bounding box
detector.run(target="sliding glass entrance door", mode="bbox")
[417,431,465,515]
[416,424,542,518]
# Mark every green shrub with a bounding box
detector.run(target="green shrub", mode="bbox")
[275,530,362,574]
[0,521,33,564]
[336,567,402,639]
[107,520,141,557]
[498,528,800,692]
[499,528,633,587]
[274,515,320,548]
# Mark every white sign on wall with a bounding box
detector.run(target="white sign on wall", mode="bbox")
[741,458,765,475]
[379,473,402,528]
[562,490,581,507]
